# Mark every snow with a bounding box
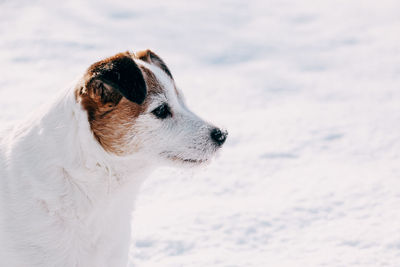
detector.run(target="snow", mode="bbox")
[1,0,400,266]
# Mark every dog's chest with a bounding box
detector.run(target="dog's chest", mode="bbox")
[0,167,136,267]
[52,184,136,266]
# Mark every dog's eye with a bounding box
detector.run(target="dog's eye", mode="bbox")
[152,103,172,119]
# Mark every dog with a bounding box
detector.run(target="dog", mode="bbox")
[0,50,227,267]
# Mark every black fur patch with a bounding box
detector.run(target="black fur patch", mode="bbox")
[86,53,147,105]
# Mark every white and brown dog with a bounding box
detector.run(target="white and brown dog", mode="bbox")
[0,50,227,267]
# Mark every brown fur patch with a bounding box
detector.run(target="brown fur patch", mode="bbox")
[77,52,167,155]
[89,97,145,155]
[140,66,164,95]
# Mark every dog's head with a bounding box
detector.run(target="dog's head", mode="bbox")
[76,50,227,166]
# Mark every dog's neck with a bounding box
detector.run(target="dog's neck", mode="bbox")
[7,82,152,214]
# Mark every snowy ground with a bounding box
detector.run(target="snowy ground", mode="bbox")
[1,0,400,266]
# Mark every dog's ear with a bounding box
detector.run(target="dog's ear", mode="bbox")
[83,52,147,108]
[136,49,173,79]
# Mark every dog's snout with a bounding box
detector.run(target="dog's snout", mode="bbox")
[210,128,228,146]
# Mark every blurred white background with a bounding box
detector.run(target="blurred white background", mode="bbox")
[1,0,400,266]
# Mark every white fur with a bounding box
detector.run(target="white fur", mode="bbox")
[0,60,223,267]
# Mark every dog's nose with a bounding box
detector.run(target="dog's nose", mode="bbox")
[210,128,228,146]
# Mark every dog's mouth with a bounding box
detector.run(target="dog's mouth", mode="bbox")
[168,155,207,164]
[160,152,208,165]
